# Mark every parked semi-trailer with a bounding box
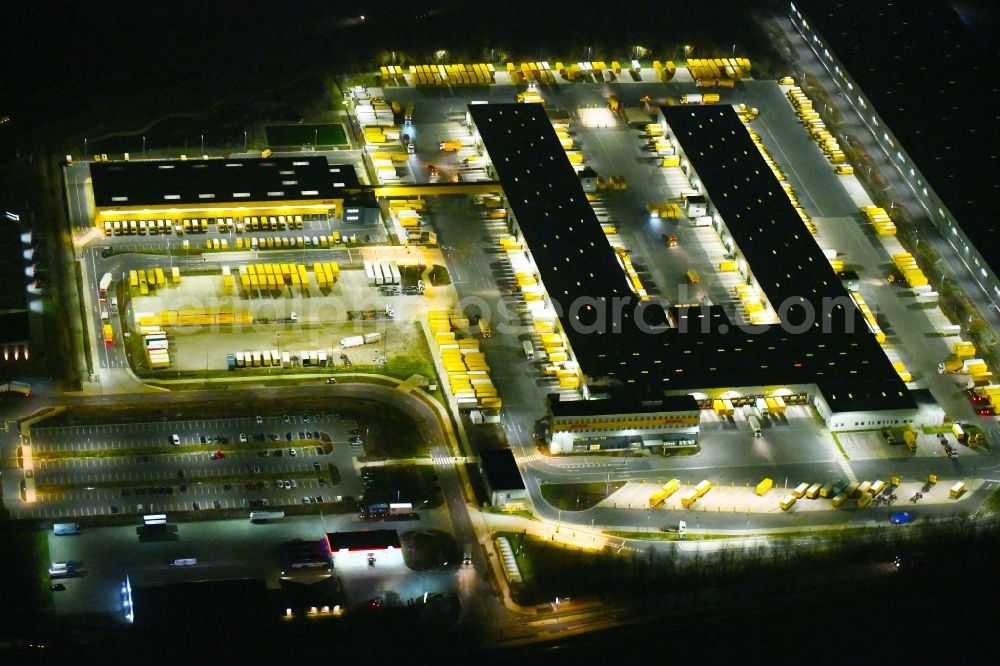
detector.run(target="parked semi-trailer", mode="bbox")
[340,335,365,348]
[99,272,113,297]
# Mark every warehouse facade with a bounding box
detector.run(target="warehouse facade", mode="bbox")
[547,395,700,454]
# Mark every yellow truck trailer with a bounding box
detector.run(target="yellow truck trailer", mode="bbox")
[779,494,797,511]
[755,478,773,496]
[680,488,699,508]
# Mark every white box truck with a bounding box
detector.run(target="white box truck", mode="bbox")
[340,336,365,348]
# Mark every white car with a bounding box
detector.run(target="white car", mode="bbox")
[290,479,298,489]
[239,433,248,443]
[171,434,180,445]
[276,480,285,489]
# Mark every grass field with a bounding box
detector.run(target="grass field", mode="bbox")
[540,481,627,511]
[265,123,347,147]
[0,524,52,620]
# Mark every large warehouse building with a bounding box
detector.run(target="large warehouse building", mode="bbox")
[89,156,360,223]
[790,0,1000,311]
[469,102,939,452]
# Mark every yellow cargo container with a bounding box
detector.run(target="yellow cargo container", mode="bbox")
[779,494,797,511]
[755,478,773,496]
[791,482,809,499]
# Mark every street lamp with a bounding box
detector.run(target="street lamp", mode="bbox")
[200,134,204,154]
[142,136,146,157]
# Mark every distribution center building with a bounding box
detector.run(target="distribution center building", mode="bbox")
[468,102,939,452]
[89,156,360,223]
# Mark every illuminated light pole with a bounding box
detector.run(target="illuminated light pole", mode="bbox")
[200,134,204,155]
[142,135,146,157]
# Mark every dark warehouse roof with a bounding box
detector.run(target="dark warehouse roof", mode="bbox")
[0,221,30,344]
[794,0,1000,279]
[471,102,913,414]
[548,394,699,417]
[90,157,359,208]
[479,449,526,491]
[326,529,401,552]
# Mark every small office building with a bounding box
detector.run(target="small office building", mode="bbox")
[325,529,403,568]
[547,395,701,454]
[478,449,527,509]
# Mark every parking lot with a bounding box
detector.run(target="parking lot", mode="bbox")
[20,413,372,519]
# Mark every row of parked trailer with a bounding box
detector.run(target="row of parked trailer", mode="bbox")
[785,85,845,164]
[429,309,501,411]
[128,267,180,295]
[102,214,313,237]
[144,328,170,369]
[780,478,895,511]
[364,259,401,286]
[229,349,329,370]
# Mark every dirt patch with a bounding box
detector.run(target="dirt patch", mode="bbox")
[541,481,627,511]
